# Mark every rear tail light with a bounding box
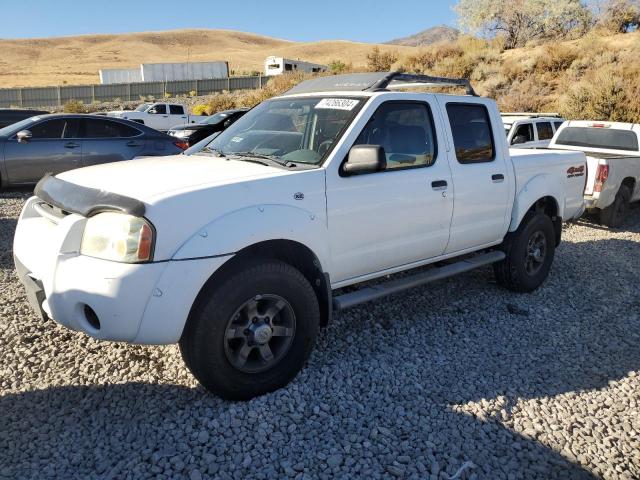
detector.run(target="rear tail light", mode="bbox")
[594,164,609,192]
[174,141,189,151]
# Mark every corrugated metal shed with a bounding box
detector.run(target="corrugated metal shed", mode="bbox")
[99,68,143,85]
[140,62,229,82]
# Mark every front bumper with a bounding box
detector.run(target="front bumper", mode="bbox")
[13,196,231,344]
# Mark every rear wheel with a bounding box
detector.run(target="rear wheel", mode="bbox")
[179,260,319,400]
[599,185,631,228]
[494,212,556,293]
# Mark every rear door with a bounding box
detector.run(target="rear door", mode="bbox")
[169,105,188,128]
[439,101,511,253]
[80,118,146,167]
[4,117,81,184]
[534,121,554,148]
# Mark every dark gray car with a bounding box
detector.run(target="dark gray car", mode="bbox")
[0,114,186,188]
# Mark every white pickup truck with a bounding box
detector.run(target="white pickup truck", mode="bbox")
[13,73,586,400]
[107,103,209,132]
[549,120,640,227]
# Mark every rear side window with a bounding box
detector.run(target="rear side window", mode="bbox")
[446,104,495,164]
[83,119,141,138]
[536,122,554,140]
[555,127,639,151]
[512,123,534,143]
[354,102,437,170]
[169,105,184,115]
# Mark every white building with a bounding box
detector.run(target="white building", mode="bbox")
[99,61,229,85]
[264,56,328,76]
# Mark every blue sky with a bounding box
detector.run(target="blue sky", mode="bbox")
[4,0,458,42]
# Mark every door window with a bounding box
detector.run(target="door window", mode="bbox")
[169,105,184,115]
[446,103,495,164]
[29,118,80,139]
[536,122,554,140]
[353,102,437,170]
[511,123,534,144]
[83,119,141,138]
[151,104,167,114]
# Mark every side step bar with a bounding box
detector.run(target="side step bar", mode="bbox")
[332,250,506,311]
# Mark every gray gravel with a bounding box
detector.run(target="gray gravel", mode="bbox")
[1,189,639,480]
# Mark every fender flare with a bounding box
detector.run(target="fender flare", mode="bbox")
[172,204,330,268]
[509,174,564,231]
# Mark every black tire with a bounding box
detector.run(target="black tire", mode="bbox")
[179,260,319,400]
[493,212,556,293]
[599,185,631,228]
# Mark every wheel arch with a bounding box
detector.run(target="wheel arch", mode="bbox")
[188,239,332,331]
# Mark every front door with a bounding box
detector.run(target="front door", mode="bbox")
[326,99,454,284]
[4,117,81,184]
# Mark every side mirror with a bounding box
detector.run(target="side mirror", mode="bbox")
[17,130,32,143]
[512,135,527,145]
[342,145,386,175]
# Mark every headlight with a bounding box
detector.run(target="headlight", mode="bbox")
[81,212,154,263]
[173,130,194,137]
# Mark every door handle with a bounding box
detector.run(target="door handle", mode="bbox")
[162,115,169,118]
[492,174,505,182]
[64,142,79,149]
[126,141,142,147]
[431,180,448,190]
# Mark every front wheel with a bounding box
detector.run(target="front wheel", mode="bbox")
[179,260,319,400]
[494,212,556,293]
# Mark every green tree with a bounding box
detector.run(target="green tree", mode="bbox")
[454,0,592,49]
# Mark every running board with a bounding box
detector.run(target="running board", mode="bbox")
[332,250,506,311]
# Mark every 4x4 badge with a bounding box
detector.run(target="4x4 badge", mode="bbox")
[294,192,304,200]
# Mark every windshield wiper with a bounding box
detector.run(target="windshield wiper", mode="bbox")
[227,152,289,168]
[197,147,226,157]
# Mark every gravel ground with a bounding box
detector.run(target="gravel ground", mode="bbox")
[1,190,639,480]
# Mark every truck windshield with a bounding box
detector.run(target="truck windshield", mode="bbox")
[196,96,366,165]
[555,127,639,152]
[135,104,151,112]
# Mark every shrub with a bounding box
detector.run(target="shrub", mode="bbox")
[534,45,579,73]
[192,104,212,116]
[189,90,197,97]
[367,47,398,72]
[329,60,349,74]
[63,99,85,113]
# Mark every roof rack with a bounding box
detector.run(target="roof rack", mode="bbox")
[502,112,562,118]
[284,72,477,96]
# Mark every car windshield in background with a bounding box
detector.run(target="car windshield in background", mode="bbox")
[135,104,151,112]
[197,97,366,165]
[0,117,37,136]
[555,127,639,152]
[200,112,230,125]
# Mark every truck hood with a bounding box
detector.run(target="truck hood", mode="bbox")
[56,154,283,203]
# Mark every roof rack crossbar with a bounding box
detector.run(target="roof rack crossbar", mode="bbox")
[369,72,477,96]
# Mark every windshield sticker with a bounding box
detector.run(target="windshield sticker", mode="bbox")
[231,136,243,143]
[315,98,360,111]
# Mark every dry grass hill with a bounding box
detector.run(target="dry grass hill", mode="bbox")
[0,29,415,88]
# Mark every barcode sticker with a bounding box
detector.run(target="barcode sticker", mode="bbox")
[315,98,360,111]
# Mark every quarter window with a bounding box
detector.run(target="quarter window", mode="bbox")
[536,122,554,140]
[446,104,495,164]
[354,102,437,170]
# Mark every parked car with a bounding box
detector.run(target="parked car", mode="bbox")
[0,109,49,129]
[549,120,640,227]
[168,108,249,146]
[503,113,565,149]
[0,114,186,188]
[107,103,211,131]
[14,72,586,400]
